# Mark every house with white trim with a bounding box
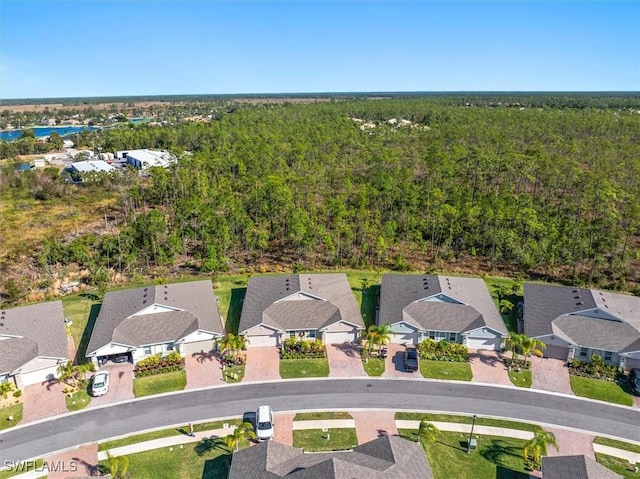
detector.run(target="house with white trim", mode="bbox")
[239,274,365,346]
[523,283,640,369]
[378,274,508,350]
[0,301,68,387]
[85,280,223,365]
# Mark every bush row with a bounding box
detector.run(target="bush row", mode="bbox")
[417,339,469,362]
[135,365,184,378]
[280,353,326,360]
[134,351,184,374]
[568,357,624,382]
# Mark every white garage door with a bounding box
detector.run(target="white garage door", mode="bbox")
[543,344,569,360]
[248,333,280,347]
[184,340,214,355]
[20,367,57,386]
[390,332,419,345]
[466,337,503,351]
[324,331,358,344]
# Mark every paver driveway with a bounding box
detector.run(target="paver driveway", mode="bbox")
[47,444,98,479]
[89,363,134,407]
[327,343,366,377]
[274,413,294,446]
[243,347,281,382]
[383,343,421,377]
[22,380,67,423]
[543,426,595,459]
[530,356,574,395]
[186,351,222,389]
[351,410,398,443]
[469,349,512,386]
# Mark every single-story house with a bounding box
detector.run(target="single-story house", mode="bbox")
[523,283,640,369]
[542,455,622,479]
[86,280,223,365]
[114,149,175,170]
[228,434,433,479]
[0,301,68,387]
[378,275,508,350]
[239,274,365,346]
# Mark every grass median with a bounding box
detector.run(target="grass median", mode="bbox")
[133,370,187,398]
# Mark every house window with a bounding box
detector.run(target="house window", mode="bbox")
[604,351,612,361]
[435,331,446,341]
[143,346,152,355]
[449,332,457,342]
[308,330,316,339]
[289,331,296,339]
[579,347,588,357]
[166,342,174,352]
[0,374,8,384]
[428,331,436,340]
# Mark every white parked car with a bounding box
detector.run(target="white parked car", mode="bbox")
[256,405,274,442]
[91,371,110,397]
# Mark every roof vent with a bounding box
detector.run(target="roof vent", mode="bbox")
[423,286,429,289]
[573,289,578,292]
[0,323,3,327]
[143,300,147,304]
[164,297,168,300]
[574,295,581,299]
[576,301,584,305]
[144,287,148,292]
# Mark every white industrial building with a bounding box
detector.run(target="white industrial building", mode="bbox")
[114,149,175,170]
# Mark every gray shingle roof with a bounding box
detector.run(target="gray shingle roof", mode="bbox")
[542,455,623,479]
[239,274,364,334]
[229,435,432,479]
[379,275,507,335]
[0,301,68,374]
[524,283,640,353]
[86,280,223,356]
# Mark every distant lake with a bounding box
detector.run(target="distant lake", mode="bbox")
[0,126,99,141]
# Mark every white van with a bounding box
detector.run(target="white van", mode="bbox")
[256,405,274,442]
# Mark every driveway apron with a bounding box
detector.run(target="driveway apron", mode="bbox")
[351,410,398,444]
[22,380,67,423]
[243,347,281,382]
[543,426,595,459]
[186,351,222,389]
[327,343,366,377]
[274,413,295,446]
[530,356,574,395]
[383,344,421,378]
[47,444,99,479]
[89,363,134,407]
[469,349,512,386]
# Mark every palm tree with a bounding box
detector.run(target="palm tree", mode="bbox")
[373,323,392,351]
[520,336,546,368]
[57,361,75,387]
[418,419,439,443]
[523,431,559,470]
[223,422,257,452]
[107,452,130,479]
[505,332,524,361]
[499,299,514,315]
[215,333,243,359]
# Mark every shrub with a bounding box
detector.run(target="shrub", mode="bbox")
[13,389,22,398]
[417,339,468,362]
[280,339,326,358]
[568,358,623,382]
[134,352,185,376]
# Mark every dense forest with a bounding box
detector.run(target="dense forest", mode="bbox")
[1,96,640,301]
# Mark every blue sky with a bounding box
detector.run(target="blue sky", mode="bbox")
[1,1,638,98]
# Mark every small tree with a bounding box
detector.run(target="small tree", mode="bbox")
[523,431,559,470]
[505,332,524,361]
[107,452,130,479]
[418,419,439,443]
[520,336,546,368]
[223,422,256,452]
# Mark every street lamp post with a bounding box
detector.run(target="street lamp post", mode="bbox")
[466,414,477,454]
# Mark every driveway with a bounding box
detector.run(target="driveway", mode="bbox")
[186,351,222,389]
[530,356,574,395]
[351,410,398,443]
[243,347,281,382]
[47,444,98,479]
[274,413,295,446]
[543,426,595,459]
[89,363,134,407]
[22,380,67,423]
[470,349,512,386]
[383,344,421,378]
[327,343,366,377]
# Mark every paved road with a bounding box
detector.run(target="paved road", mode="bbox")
[1,378,638,463]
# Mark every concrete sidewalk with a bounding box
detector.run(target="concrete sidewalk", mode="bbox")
[395,420,535,439]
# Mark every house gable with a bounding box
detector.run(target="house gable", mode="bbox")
[570,307,622,322]
[130,303,183,317]
[391,321,421,334]
[416,293,464,305]
[277,291,326,303]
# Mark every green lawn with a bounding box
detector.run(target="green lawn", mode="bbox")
[420,359,473,381]
[593,437,640,454]
[0,403,23,431]
[293,428,358,452]
[66,389,92,411]
[363,357,385,376]
[99,441,232,479]
[508,369,532,388]
[99,419,243,451]
[395,412,542,432]
[62,293,102,363]
[222,364,245,383]
[570,376,634,406]
[133,370,187,398]
[399,429,530,479]
[484,277,521,333]
[294,411,353,421]
[280,358,330,379]
[595,453,640,479]
[345,271,381,329]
